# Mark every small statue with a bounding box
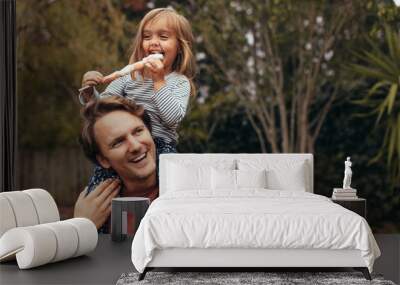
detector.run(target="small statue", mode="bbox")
[343,157,353,189]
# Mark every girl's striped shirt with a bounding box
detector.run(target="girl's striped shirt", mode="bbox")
[97,72,190,143]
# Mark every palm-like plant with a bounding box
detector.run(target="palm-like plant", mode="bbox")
[349,24,400,185]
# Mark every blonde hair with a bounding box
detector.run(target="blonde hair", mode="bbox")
[129,8,196,96]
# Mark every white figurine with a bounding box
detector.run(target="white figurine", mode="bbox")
[343,157,353,189]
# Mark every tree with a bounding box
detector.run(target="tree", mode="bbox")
[177,0,369,153]
[16,0,131,148]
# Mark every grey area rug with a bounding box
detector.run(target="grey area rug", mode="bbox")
[116,272,396,285]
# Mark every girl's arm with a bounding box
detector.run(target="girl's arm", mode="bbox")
[100,75,128,98]
[150,76,191,127]
[79,71,127,103]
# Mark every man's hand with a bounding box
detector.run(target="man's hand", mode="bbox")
[73,179,120,229]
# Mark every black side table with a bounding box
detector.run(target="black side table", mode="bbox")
[331,198,366,219]
[111,197,150,242]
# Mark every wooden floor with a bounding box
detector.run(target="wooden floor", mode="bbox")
[373,234,400,284]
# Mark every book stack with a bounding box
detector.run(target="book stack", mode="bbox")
[332,188,358,200]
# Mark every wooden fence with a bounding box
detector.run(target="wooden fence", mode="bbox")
[17,147,93,208]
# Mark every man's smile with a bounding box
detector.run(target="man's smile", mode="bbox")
[128,152,147,164]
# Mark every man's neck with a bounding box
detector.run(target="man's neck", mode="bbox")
[121,173,158,197]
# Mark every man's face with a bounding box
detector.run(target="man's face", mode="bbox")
[94,110,156,182]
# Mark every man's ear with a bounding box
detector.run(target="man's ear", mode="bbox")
[96,154,111,169]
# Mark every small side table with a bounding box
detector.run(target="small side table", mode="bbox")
[331,198,366,219]
[111,197,150,242]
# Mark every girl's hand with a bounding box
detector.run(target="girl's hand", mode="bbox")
[73,179,120,229]
[145,59,166,91]
[82,71,104,87]
[79,71,104,104]
[145,58,165,82]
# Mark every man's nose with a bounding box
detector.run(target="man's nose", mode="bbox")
[127,135,142,152]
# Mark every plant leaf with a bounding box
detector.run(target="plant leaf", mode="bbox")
[387,120,396,165]
[349,64,392,81]
[363,50,398,77]
[367,81,391,98]
[387,84,398,114]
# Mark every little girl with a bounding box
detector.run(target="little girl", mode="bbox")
[80,7,196,193]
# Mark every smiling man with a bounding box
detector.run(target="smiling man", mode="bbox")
[74,96,158,230]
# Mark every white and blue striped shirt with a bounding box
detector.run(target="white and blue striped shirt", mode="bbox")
[98,72,190,143]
